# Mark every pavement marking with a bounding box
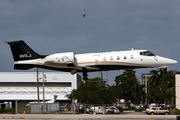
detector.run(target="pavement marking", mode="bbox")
[0,117,25,119]
[143,118,156,120]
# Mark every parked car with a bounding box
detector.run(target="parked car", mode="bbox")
[116,106,123,112]
[146,107,169,115]
[105,106,120,114]
[79,105,85,113]
[105,107,114,114]
[149,103,157,108]
[86,107,91,113]
[89,106,104,114]
[146,108,150,112]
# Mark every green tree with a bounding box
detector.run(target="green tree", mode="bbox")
[114,69,144,104]
[147,68,177,106]
[67,77,123,111]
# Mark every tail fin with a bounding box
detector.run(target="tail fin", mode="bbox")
[7,40,45,61]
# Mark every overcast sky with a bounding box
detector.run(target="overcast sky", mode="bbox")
[0,0,179,85]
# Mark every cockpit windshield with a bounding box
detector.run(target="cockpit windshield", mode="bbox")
[140,51,155,56]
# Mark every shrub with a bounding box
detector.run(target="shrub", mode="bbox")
[174,109,180,115]
[0,108,4,113]
[0,108,15,114]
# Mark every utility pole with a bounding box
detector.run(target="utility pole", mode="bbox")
[42,69,45,113]
[83,11,86,53]
[101,71,103,83]
[106,71,108,86]
[36,68,39,103]
[142,74,152,105]
[101,71,103,89]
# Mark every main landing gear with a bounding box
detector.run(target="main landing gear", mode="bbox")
[83,68,88,81]
[71,68,88,81]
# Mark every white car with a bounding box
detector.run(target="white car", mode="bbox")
[147,107,169,115]
[106,106,120,114]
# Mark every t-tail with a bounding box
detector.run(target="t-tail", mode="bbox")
[7,40,46,69]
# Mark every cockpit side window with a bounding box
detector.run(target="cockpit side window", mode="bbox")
[140,51,155,56]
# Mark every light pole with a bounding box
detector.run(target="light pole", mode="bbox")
[83,11,86,53]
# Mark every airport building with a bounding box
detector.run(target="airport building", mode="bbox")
[0,72,81,108]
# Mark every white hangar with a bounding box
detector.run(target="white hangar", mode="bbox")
[0,72,81,107]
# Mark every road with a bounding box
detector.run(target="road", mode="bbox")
[0,111,178,120]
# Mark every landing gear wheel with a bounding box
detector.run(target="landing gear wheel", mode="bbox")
[82,67,88,81]
[83,76,88,81]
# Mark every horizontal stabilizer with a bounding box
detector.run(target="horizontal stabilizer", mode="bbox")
[14,64,34,70]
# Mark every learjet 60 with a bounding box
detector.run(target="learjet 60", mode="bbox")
[7,40,177,80]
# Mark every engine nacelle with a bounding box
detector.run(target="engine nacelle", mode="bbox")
[42,52,75,64]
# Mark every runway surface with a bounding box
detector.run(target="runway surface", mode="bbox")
[0,111,178,120]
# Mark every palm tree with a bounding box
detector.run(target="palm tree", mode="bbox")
[147,68,176,106]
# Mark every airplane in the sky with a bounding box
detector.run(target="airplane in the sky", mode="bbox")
[7,40,177,80]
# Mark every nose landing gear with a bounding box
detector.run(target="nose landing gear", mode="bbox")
[83,76,88,81]
[83,68,88,81]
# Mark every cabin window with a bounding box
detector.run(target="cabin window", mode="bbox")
[130,55,134,59]
[110,56,113,60]
[140,51,155,56]
[103,57,106,61]
[124,55,127,59]
[117,56,120,60]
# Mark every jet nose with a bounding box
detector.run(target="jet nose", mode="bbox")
[165,58,177,65]
[157,56,177,66]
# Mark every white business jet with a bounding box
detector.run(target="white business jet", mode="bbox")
[7,40,177,80]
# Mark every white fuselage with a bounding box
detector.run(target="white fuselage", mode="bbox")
[75,50,176,70]
[14,49,177,72]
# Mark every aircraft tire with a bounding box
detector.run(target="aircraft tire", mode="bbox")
[83,76,88,81]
